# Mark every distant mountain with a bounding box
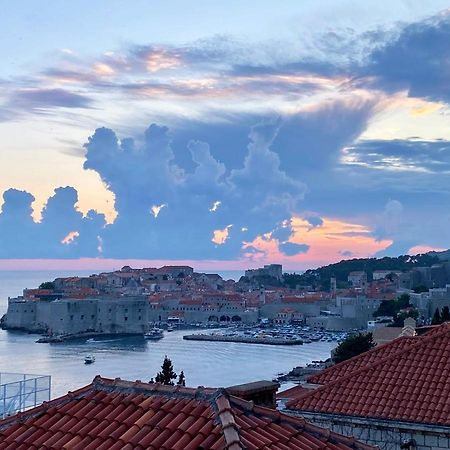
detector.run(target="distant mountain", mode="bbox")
[283,250,450,290]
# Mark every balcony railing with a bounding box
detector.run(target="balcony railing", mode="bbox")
[0,372,51,419]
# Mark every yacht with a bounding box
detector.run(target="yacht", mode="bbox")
[144,328,164,340]
[84,354,95,364]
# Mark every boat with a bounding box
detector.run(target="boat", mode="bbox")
[167,325,175,332]
[144,328,164,340]
[36,335,64,343]
[84,354,95,364]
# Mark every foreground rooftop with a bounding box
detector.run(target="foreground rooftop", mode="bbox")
[286,322,450,427]
[0,376,375,450]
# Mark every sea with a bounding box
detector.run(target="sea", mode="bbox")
[0,270,335,398]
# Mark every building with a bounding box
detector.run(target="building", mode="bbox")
[347,271,367,289]
[0,376,375,450]
[372,270,402,281]
[245,264,283,281]
[3,296,149,335]
[282,323,450,449]
[410,284,450,319]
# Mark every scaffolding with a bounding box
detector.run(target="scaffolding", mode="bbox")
[0,373,51,419]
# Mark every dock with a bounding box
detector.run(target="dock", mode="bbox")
[183,334,303,345]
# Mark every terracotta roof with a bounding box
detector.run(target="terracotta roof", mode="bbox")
[287,322,450,426]
[306,336,417,385]
[0,376,375,450]
[277,385,311,400]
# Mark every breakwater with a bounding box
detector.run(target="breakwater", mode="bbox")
[183,333,303,345]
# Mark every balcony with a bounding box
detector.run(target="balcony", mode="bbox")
[0,372,51,419]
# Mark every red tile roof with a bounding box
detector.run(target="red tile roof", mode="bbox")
[306,336,417,385]
[287,322,450,426]
[0,376,375,450]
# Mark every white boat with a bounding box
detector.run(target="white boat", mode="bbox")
[84,354,95,364]
[144,329,164,340]
[167,325,175,332]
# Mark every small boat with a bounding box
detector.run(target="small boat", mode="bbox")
[144,329,164,340]
[167,325,175,332]
[36,336,64,343]
[84,354,95,364]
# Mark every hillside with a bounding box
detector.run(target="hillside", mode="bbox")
[283,251,449,290]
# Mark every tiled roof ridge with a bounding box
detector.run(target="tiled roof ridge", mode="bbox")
[212,389,244,450]
[306,335,417,384]
[92,375,219,401]
[289,323,450,410]
[228,394,374,450]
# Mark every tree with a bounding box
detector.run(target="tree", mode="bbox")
[39,281,55,290]
[177,371,186,386]
[413,285,428,293]
[333,333,376,364]
[432,308,442,325]
[441,306,450,323]
[392,308,418,327]
[374,294,411,318]
[155,356,177,385]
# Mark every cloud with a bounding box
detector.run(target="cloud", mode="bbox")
[343,138,450,173]
[0,187,105,258]
[279,242,310,256]
[11,88,92,109]
[305,215,323,227]
[78,119,308,259]
[362,13,450,103]
[212,224,232,245]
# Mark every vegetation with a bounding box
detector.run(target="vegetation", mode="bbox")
[155,356,178,385]
[177,371,186,386]
[373,294,419,327]
[282,253,441,290]
[374,294,411,317]
[431,306,450,325]
[333,332,376,364]
[39,281,55,290]
[413,285,429,293]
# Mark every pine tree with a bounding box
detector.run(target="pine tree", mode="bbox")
[333,332,375,364]
[432,308,442,325]
[177,371,186,386]
[441,306,450,323]
[155,356,177,385]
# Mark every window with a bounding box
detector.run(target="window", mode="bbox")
[70,315,73,320]
[124,317,128,321]
[81,315,84,320]
[138,316,141,321]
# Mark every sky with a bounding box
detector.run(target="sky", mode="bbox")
[1,1,450,271]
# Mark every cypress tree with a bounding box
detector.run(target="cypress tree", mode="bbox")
[432,308,442,325]
[441,306,450,323]
[177,371,186,386]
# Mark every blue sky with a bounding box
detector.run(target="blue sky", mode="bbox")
[1,1,450,270]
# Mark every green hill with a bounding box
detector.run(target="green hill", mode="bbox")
[283,252,447,290]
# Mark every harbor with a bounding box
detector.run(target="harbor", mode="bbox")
[183,324,347,346]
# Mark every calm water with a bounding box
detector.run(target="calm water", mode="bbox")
[0,271,334,398]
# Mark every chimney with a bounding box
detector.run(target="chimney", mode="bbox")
[225,380,280,409]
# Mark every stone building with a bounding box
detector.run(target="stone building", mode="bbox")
[2,296,149,335]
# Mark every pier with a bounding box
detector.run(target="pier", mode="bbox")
[183,333,303,345]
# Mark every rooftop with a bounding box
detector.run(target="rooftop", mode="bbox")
[287,322,450,426]
[0,376,375,450]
